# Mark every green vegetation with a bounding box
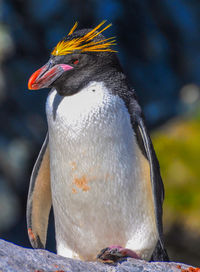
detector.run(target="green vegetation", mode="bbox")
[152,109,200,232]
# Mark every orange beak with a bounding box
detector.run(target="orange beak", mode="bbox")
[28,63,73,90]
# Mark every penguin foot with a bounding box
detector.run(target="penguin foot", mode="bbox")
[97,245,140,263]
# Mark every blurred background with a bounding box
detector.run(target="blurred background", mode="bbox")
[0,0,200,266]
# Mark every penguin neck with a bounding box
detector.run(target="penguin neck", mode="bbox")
[93,68,130,95]
[55,65,130,98]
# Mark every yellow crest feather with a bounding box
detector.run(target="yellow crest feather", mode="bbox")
[51,21,117,56]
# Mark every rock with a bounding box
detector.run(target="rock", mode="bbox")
[0,239,196,272]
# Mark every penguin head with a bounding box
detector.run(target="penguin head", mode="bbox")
[28,21,121,96]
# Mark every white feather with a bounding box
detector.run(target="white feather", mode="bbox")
[46,81,158,261]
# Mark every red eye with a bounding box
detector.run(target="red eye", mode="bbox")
[73,59,79,65]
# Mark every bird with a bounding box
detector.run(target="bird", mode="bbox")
[27,21,169,262]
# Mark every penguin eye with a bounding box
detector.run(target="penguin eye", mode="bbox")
[72,59,79,65]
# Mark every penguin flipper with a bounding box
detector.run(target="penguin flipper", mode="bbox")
[27,134,51,249]
[128,96,169,261]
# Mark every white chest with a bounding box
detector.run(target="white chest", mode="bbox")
[46,81,158,261]
[46,82,136,192]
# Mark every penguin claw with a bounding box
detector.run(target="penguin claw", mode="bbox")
[97,245,140,262]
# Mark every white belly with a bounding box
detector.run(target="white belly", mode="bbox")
[46,81,158,261]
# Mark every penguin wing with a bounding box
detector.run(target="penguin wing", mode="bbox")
[27,134,51,249]
[128,96,165,246]
[135,117,169,261]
